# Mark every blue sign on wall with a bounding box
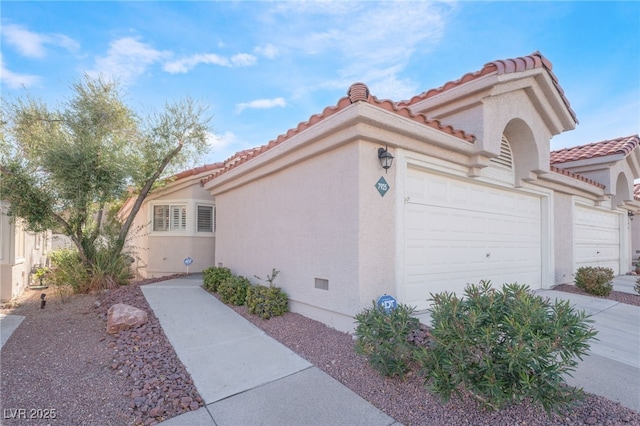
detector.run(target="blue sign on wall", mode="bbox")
[377,294,397,314]
[375,176,390,197]
[184,257,194,266]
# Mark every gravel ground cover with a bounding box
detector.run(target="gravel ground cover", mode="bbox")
[1,278,639,426]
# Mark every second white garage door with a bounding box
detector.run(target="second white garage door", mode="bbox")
[404,169,542,310]
[574,205,620,274]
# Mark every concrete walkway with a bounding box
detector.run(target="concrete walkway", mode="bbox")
[0,313,25,349]
[140,275,399,426]
[536,287,640,412]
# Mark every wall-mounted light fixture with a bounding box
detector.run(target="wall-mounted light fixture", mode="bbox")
[629,211,635,220]
[378,146,394,173]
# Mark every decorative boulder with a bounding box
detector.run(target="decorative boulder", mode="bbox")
[107,303,148,334]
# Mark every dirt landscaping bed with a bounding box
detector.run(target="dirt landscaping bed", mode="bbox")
[1,278,639,425]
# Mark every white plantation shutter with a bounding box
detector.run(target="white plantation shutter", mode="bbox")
[171,206,186,231]
[154,205,186,231]
[153,205,170,231]
[197,205,213,232]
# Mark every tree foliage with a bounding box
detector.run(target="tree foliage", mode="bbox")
[0,75,212,290]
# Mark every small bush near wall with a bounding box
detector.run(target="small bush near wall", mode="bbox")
[49,248,90,294]
[217,275,250,306]
[354,302,421,379]
[246,285,288,319]
[574,266,614,296]
[635,277,640,295]
[415,281,597,414]
[203,267,233,293]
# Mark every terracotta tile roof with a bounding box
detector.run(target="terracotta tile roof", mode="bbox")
[398,51,578,124]
[550,135,640,164]
[635,183,640,201]
[172,162,225,181]
[201,83,475,186]
[549,165,605,189]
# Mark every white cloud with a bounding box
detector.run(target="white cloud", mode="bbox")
[1,23,79,59]
[164,52,257,74]
[0,59,41,89]
[230,53,257,67]
[265,2,454,99]
[87,37,170,85]
[254,44,279,59]
[164,53,230,74]
[206,130,236,151]
[236,97,287,113]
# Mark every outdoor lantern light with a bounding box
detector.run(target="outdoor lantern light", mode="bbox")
[378,146,394,173]
[629,211,635,220]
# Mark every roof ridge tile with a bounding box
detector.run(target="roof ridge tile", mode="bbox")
[201,83,476,186]
[551,134,639,164]
[397,51,577,124]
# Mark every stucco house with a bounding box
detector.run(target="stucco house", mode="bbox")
[197,52,639,332]
[0,201,52,302]
[119,163,223,279]
[633,183,640,260]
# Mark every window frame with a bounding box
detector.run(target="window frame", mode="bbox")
[196,204,214,233]
[152,204,187,232]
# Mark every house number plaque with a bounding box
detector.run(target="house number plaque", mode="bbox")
[375,176,390,197]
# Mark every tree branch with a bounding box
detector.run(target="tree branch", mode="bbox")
[114,143,184,253]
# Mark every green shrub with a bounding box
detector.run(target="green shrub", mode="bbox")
[635,277,640,295]
[218,275,250,305]
[203,266,233,292]
[89,249,132,292]
[574,266,614,296]
[246,285,288,319]
[48,248,90,293]
[354,302,421,379]
[415,280,597,414]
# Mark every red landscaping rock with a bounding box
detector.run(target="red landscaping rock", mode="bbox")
[107,303,148,334]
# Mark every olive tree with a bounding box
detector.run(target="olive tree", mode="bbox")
[0,75,211,290]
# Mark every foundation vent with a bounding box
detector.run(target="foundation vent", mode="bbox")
[315,278,329,290]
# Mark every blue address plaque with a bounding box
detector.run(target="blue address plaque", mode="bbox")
[375,176,390,197]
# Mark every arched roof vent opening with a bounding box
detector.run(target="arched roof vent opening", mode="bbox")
[491,135,514,169]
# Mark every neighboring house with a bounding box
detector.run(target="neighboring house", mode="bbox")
[633,183,640,261]
[119,163,223,279]
[550,136,640,281]
[200,51,639,332]
[0,201,52,302]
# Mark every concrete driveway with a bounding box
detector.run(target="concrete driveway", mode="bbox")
[537,277,639,412]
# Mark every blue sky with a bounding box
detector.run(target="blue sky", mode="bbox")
[2,1,639,166]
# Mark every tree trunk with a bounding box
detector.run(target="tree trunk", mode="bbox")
[111,143,184,261]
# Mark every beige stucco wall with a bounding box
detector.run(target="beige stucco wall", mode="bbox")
[125,179,216,279]
[553,192,575,284]
[213,136,402,332]
[632,216,640,264]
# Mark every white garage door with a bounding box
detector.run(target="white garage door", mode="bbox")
[574,205,620,274]
[404,169,542,310]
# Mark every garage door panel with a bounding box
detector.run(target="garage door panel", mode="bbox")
[574,205,620,273]
[404,169,542,310]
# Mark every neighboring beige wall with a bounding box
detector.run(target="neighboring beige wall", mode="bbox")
[1,203,51,302]
[125,178,216,279]
[145,235,214,277]
[553,192,574,284]
[632,215,640,264]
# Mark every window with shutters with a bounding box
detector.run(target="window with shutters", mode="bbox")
[153,204,186,231]
[196,205,214,232]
